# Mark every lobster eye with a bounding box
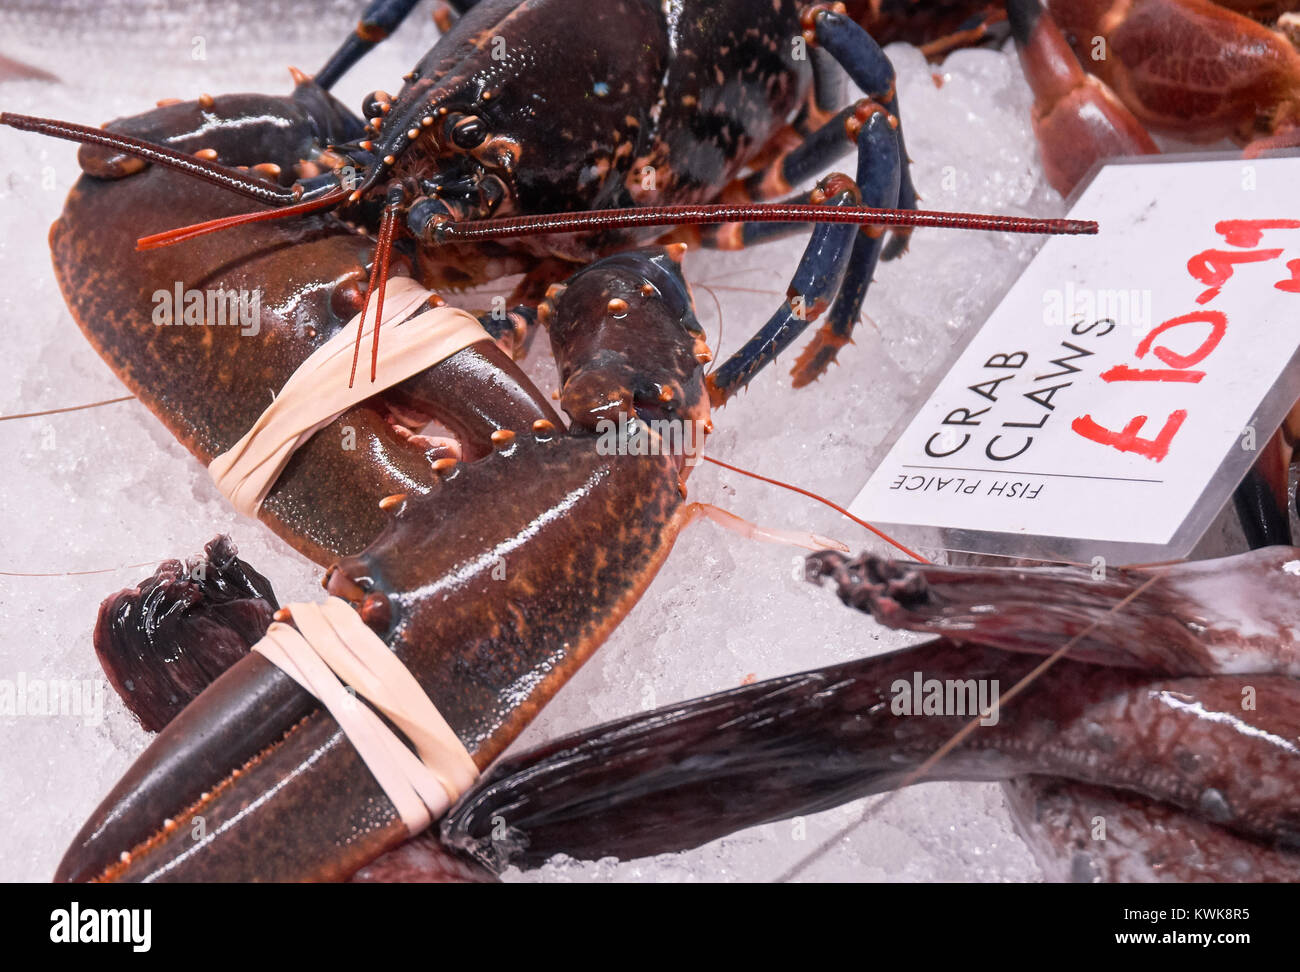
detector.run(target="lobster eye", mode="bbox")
[450,115,488,150]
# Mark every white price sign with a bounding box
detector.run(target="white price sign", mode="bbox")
[850,154,1300,564]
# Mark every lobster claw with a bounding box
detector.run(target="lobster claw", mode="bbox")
[544,246,712,442]
[51,92,714,877]
[51,89,561,566]
[77,79,366,182]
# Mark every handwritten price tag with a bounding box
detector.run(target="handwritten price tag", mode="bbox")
[850,154,1300,564]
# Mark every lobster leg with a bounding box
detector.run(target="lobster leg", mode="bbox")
[314,0,429,90]
[703,6,916,251]
[727,99,881,205]
[700,5,924,401]
[706,176,861,403]
[792,231,891,387]
[314,0,510,92]
[707,108,902,402]
[808,4,919,259]
[697,186,825,250]
[917,6,1009,61]
[793,106,902,387]
[794,47,847,135]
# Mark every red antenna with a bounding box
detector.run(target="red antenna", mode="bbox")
[434,204,1096,243]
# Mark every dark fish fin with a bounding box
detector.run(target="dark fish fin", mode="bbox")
[1232,429,1294,549]
[444,635,1300,872]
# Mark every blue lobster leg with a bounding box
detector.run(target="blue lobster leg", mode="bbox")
[707,107,901,404]
[727,101,871,208]
[797,47,845,134]
[700,95,905,251]
[812,5,918,260]
[315,0,433,90]
[705,173,859,403]
[792,115,902,387]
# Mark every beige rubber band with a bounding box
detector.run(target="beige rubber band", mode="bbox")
[209,276,491,516]
[252,597,480,834]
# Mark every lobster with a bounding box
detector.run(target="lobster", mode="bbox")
[844,1,1300,186]
[909,0,1300,194]
[2,0,1092,881]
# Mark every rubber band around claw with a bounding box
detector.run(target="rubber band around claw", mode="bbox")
[254,598,479,834]
[209,276,491,516]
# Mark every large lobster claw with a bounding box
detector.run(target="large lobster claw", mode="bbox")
[50,90,712,880]
[53,86,561,565]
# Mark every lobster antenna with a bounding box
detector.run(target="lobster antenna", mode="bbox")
[0,394,135,422]
[700,454,931,563]
[137,190,348,250]
[436,204,1099,241]
[350,191,403,387]
[0,112,305,205]
[3,112,1096,242]
[137,197,1097,253]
